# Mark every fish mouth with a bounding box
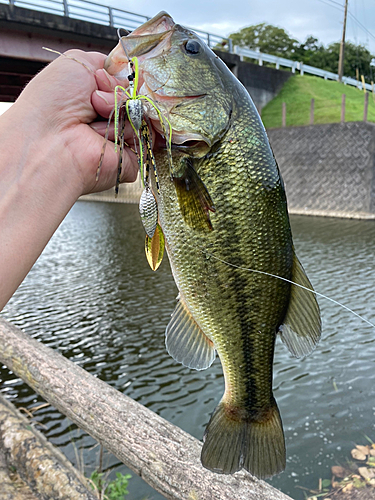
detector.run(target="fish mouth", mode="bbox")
[104,12,212,153]
[129,11,175,36]
[104,12,174,78]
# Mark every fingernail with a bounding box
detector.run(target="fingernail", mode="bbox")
[95,90,110,105]
[102,69,120,89]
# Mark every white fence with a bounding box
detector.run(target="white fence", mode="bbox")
[234,46,373,92]
[2,0,373,91]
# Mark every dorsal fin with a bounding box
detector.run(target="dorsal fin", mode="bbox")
[166,298,216,370]
[279,255,321,358]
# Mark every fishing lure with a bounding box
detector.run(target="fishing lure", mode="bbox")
[110,43,177,270]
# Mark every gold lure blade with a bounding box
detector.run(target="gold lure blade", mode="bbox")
[145,223,165,271]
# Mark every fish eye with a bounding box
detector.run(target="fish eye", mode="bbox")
[184,39,201,55]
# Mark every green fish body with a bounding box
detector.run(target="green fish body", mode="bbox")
[105,12,321,478]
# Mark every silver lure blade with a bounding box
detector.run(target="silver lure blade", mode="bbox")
[139,186,158,238]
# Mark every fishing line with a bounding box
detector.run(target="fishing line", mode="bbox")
[200,249,375,329]
[43,44,375,330]
[42,47,112,90]
[117,28,131,62]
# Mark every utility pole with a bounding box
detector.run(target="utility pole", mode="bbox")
[338,0,349,82]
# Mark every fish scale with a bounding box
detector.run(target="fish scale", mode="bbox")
[105,11,321,478]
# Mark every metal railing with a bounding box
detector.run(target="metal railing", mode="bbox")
[234,46,373,91]
[3,0,227,47]
[5,0,151,32]
[2,0,373,90]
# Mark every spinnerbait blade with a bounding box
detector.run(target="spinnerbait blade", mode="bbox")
[145,223,165,271]
[139,185,158,238]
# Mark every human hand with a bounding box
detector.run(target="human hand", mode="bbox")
[6,49,139,196]
[0,49,141,309]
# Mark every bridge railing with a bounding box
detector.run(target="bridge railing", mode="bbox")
[3,0,228,47]
[5,0,151,31]
[2,0,372,90]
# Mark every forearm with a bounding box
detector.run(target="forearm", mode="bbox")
[0,104,83,310]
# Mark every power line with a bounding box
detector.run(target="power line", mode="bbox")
[315,0,375,46]
[321,0,346,7]
[315,0,344,12]
[348,12,375,43]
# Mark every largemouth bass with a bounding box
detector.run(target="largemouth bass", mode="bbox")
[105,12,321,478]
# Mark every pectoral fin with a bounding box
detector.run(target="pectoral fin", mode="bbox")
[166,298,216,370]
[173,158,215,232]
[279,255,321,358]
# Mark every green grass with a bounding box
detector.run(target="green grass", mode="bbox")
[89,471,131,499]
[261,74,375,128]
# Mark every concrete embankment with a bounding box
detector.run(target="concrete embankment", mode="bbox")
[268,122,375,219]
[82,122,375,219]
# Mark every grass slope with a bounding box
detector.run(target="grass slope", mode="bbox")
[261,74,375,128]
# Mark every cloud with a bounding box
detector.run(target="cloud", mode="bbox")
[104,0,375,53]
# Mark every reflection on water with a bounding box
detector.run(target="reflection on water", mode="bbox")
[1,202,375,499]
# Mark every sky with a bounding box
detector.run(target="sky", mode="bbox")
[102,0,375,55]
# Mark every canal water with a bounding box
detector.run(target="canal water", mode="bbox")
[1,201,375,500]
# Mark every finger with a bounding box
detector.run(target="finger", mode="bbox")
[82,128,139,194]
[62,50,107,75]
[95,145,139,188]
[92,89,115,118]
[95,68,129,92]
[120,149,139,183]
[92,88,131,118]
[90,120,114,139]
[90,118,138,144]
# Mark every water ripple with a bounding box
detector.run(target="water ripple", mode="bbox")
[1,205,375,500]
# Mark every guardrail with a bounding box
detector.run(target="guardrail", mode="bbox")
[234,46,373,91]
[2,0,373,91]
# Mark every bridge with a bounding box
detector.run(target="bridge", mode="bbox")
[0,2,121,102]
[0,0,293,108]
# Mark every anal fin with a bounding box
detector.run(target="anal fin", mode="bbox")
[279,254,322,358]
[166,298,216,370]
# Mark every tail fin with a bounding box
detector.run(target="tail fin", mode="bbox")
[201,398,285,478]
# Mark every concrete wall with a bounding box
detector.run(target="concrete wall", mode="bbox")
[268,122,375,218]
[84,122,375,220]
[214,50,293,110]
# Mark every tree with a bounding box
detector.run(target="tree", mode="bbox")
[323,42,374,82]
[295,39,374,82]
[229,23,375,83]
[229,23,299,58]
[288,35,332,72]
